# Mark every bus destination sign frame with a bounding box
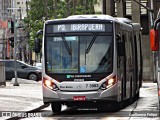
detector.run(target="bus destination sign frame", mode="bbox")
[46,23,113,33]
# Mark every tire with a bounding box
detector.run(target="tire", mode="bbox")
[135,91,140,100]
[119,77,124,110]
[51,102,62,113]
[28,73,38,81]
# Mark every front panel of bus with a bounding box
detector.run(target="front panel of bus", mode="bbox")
[43,20,118,103]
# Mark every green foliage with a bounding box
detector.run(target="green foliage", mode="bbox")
[25,0,99,49]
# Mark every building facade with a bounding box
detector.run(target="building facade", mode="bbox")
[94,0,160,81]
[0,0,27,59]
[11,0,27,19]
[0,0,12,20]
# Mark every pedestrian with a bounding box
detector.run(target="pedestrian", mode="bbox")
[30,60,33,66]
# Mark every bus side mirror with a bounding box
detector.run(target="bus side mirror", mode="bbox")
[34,30,43,53]
[116,34,121,41]
[150,29,159,51]
[35,37,41,53]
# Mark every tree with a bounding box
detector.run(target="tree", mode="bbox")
[25,0,98,49]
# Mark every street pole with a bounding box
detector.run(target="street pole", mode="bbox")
[13,14,19,86]
[2,30,5,59]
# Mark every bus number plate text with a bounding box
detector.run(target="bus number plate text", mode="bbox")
[73,96,86,101]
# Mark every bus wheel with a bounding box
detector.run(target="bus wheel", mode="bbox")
[112,101,123,111]
[51,102,62,113]
[135,91,140,100]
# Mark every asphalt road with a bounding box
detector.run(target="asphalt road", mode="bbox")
[1,82,159,120]
[22,83,160,120]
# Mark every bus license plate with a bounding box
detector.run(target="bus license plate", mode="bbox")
[73,96,86,101]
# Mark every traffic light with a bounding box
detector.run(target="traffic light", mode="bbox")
[9,37,14,47]
[11,20,14,33]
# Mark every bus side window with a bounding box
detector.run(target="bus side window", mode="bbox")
[117,34,125,56]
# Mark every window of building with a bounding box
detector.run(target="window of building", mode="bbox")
[125,0,147,15]
[126,0,132,15]
[17,2,20,4]
[141,0,148,15]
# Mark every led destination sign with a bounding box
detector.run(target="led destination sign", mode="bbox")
[46,23,112,33]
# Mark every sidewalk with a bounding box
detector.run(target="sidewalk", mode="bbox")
[0,79,43,112]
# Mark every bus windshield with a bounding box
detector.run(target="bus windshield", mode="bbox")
[46,34,113,73]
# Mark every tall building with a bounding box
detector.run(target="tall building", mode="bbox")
[0,0,12,20]
[11,0,27,19]
[0,0,28,59]
[0,0,27,20]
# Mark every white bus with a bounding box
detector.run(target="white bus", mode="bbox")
[35,15,143,113]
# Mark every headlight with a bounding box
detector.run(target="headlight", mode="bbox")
[100,76,116,90]
[43,78,58,90]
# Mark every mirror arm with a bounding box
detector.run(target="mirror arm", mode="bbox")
[36,30,43,37]
[154,18,160,30]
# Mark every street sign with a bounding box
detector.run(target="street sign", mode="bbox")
[8,21,19,28]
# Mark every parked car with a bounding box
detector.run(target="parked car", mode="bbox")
[35,63,42,69]
[1,60,42,81]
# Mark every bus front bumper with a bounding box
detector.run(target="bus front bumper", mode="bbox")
[43,84,118,103]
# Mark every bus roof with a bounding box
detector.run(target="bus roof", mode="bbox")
[45,15,140,28]
[67,15,115,20]
[46,15,117,24]
[116,17,132,24]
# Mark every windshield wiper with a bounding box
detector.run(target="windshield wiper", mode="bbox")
[61,33,71,55]
[85,32,98,54]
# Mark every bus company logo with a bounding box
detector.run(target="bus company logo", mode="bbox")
[66,75,74,78]
[2,112,11,117]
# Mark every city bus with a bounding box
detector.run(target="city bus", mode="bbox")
[35,15,143,113]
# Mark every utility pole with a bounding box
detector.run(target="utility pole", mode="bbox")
[84,0,87,14]
[13,14,19,86]
[19,7,22,21]
[2,30,5,59]
[66,0,70,17]
[45,0,48,19]
[73,0,76,15]
[54,0,57,19]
